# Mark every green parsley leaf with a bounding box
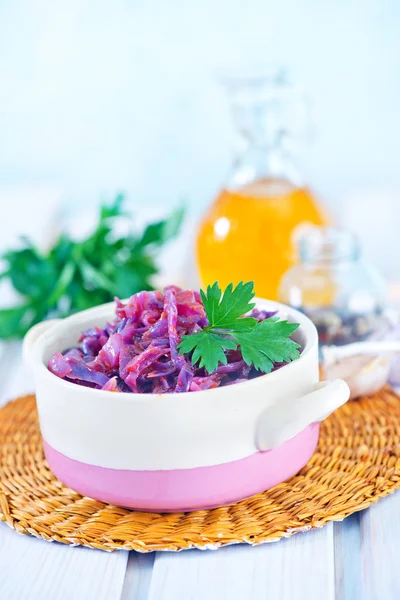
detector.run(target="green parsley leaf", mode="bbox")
[99,193,125,221]
[200,281,256,330]
[178,331,237,373]
[234,318,301,373]
[0,305,37,339]
[136,206,185,249]
[178,280,301,374]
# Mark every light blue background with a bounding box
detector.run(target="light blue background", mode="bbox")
[0,0,399,275]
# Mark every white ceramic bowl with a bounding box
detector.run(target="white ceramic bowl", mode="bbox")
[23,299,350,512]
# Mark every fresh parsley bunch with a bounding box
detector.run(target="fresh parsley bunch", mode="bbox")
[0,194,184,339]
[178,281,300,374]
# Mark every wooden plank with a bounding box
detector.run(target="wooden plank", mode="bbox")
[121,552,155,600]
[0,521,129,600]
[333,515,362,600]
[360,491,400,600]
[148,526,335,600]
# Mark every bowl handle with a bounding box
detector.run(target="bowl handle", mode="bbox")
[255,379,350,451]
[23,319,61,372]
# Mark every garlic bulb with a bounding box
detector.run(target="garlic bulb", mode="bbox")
[322,354,392,400]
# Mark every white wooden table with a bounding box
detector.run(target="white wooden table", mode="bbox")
[0,189,400,599]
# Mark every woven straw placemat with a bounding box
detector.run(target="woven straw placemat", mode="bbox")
[0,387,400,552]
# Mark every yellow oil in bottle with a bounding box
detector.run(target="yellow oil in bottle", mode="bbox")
[197,178,328,300]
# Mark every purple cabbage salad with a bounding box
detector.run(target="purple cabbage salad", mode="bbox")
[48,286,279,393]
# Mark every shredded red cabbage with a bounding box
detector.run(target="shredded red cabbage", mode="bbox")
[48,288,279,393]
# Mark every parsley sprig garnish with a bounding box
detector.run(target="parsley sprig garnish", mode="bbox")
[0,195,184,339]
[178,281,300,374]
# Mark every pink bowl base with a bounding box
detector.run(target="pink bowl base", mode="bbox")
[43,423,319,512]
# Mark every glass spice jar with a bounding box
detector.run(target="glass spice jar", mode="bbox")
[278,227,387,346]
